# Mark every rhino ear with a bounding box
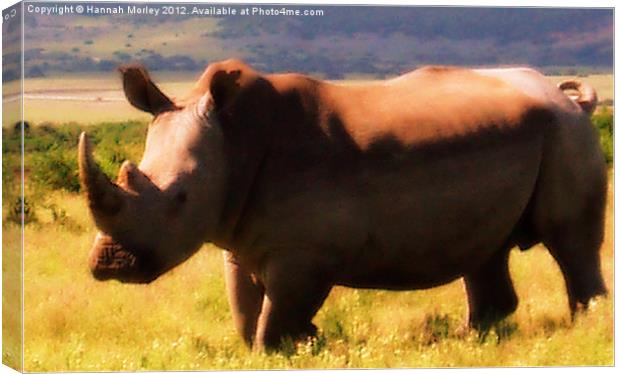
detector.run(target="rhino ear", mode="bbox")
[209,69,242,110]
[119,65,176,115]
[195,92,215,121]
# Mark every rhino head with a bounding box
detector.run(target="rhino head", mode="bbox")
[80,61,266,283]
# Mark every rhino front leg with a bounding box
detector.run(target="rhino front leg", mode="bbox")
[254,252,333,351]
[223,251,265,347]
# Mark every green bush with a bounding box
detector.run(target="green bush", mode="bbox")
[592,109,613,165]
[1,113,613,198]
[31,147,80,192]
[2,120,147,194]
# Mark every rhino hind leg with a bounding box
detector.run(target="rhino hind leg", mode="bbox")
[464,247,518,330]
[544,219,607,316]
[254,253,333,351]
[223,252,265,347]
[538,165,608,315]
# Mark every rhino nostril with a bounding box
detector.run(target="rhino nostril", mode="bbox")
[91,266,111,281]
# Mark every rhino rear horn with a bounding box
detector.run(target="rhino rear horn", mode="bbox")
[119,64,176,115]
[116,160,155,193]
[78,132,126,217]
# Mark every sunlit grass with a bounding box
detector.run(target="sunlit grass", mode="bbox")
[2,222,22,370]
[8,172,613,371]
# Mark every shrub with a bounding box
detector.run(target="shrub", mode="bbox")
[42,203,83,233]
[592,110,613,165]
[1,114,612,199]
[14,121,147,193]
[31,148,80,192]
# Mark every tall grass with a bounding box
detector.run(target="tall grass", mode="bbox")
[7,184,613,371]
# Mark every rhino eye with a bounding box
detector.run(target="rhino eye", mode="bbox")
[175,191,188,204]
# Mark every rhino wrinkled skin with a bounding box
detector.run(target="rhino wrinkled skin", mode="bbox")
[79,59,607,350]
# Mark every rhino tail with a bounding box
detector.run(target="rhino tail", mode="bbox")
[557,80,597,115]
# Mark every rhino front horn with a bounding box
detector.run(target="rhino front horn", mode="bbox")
[78,132,126,217]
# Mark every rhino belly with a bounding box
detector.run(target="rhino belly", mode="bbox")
[244,119,544,290]
[333,133,543,290]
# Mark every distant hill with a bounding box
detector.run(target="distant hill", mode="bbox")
[4,5,613,80]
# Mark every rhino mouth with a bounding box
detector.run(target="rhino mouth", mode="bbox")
[88,234,161,284]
